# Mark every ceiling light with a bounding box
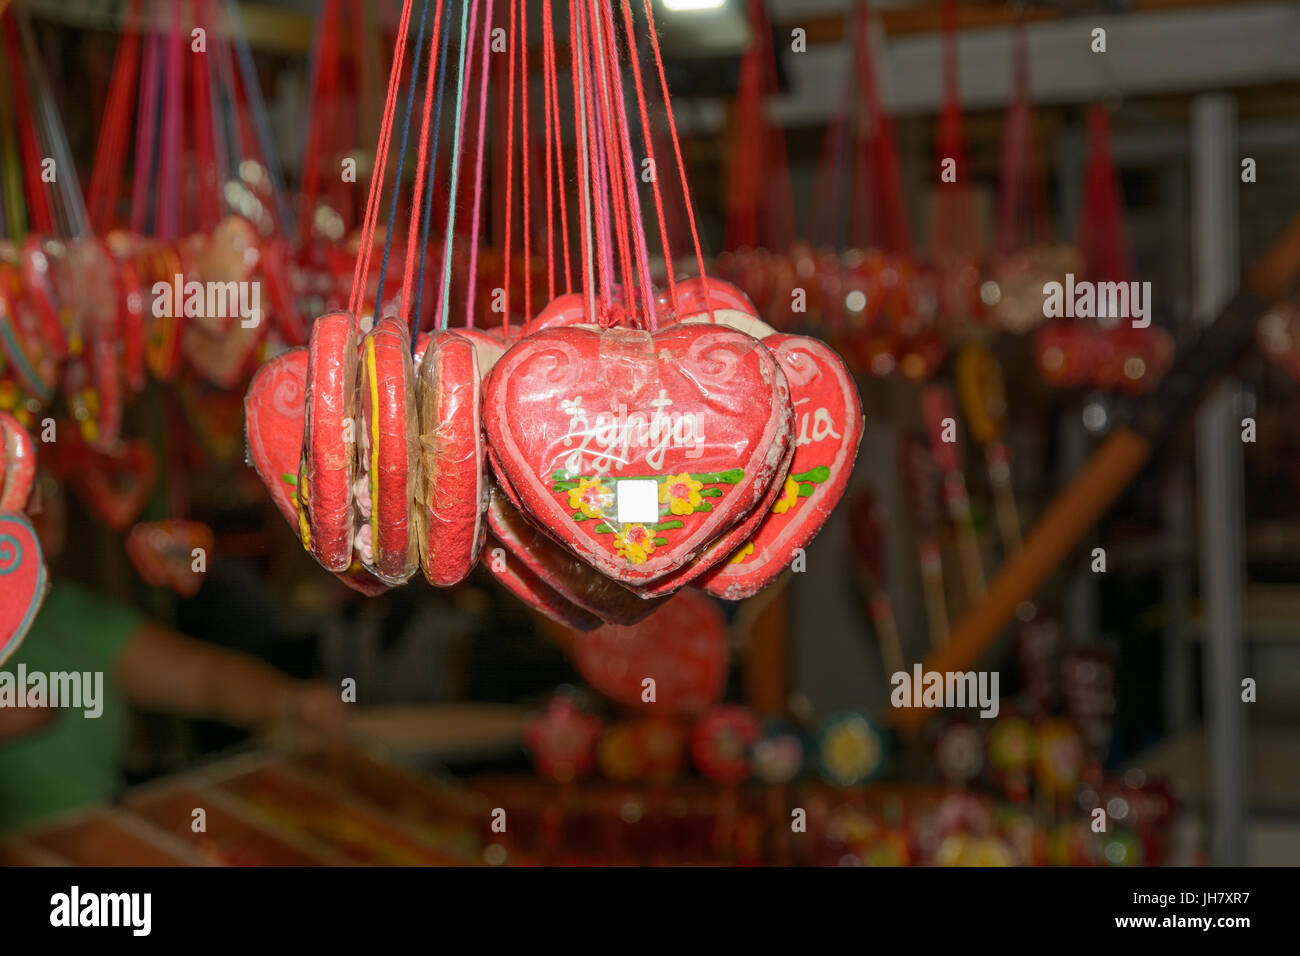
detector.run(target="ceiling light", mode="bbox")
[663,0,728,11]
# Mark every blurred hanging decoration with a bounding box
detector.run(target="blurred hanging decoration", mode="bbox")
[711,0,797,325]
[1033,106,1174,393]
[794,0,937,381]
[985,20,1080,335]
[927,0,985,334]
[0,408,45,666]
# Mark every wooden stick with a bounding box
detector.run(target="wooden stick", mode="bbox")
[890,209,1300,734]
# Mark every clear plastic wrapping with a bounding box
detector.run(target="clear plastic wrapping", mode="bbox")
[297,311,358,571]
[416,331,486,587]
[483,323,794,591]
[356,316,421,585]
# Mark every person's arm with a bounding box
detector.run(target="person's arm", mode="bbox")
[0,705,55,742]
[114,622,346,733]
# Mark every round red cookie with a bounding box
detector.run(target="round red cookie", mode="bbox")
[357,316,420,585]
[416,331,486,586]
[244,348,387,596]
[297,311,359,571]
[483,324,794,588]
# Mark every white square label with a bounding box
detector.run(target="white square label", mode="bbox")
[616,479,660,524]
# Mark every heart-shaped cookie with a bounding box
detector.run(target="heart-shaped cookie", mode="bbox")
[571,588,728,715]
[0,411,36,511]
[0,510,48,666]
[416,332,486,587]
[244,349,387,596]
[297,311,358,571]
[125,520,214,597]
[74,438,157,531]
[484,323,793,586]
[700,334,864,600]
[0,265,60,406]
[486,483,665,625]
[483,531,603,632]
[356,316,420,584]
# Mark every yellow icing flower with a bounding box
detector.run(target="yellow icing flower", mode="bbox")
[659,472,704,516]
[614,524,656,565]
[730,541,755,564]
[568,476,612,519]
[772,475,801,515]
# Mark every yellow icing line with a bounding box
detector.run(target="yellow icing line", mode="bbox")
[366,336,380,537]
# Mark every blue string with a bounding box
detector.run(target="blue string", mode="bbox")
[223,0,297,236]
[372,0,433,333]
[437,1,473,332]
[411,0,456,352]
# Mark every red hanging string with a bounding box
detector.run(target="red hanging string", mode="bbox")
[640,0,710,309]
[620,0,678,317]
[88,0,142,233]
[586,0,637,325]
[400,0,446,334]
[349,0,418,321]
[543,0,572,293]
[541,0,557,303]
[569,0,596,317]
[503,0,518,336]
[519,0,532,324]
[1077,104,1130,284]
[465,0,498,328]
[3,14,53,235]
[598,0,654,327]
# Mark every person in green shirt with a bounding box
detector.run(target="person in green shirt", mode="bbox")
[0,581,344,831]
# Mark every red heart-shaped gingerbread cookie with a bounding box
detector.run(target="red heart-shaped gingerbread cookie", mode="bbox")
[297,311,359,571]
[700,333,864,600]
[484,323,793,586]
[244,348,387,596]
[571,588,728,715]
[0,510,48,666]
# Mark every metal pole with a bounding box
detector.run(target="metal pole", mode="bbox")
[1190,93,1247,866]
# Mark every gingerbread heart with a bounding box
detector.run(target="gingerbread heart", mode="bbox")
[356,316,420,584]
[416,332,486,587]
[483,531,603,632]
[571,588,728,715]
[0,510,48,666]
[700,334,864,600]
[484,323,793,586]
[19,236,69,360]
[75,439,157,531]
[244,350,386,595]
[486,483,665,625]
[0,266,60,406]
[125,520,214,597]
[0,411,36,511]
[453,327,506,376]
[105,234,148,393]
[297,311,358,571]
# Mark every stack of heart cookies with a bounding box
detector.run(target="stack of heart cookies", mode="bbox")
[246,278,864,628]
